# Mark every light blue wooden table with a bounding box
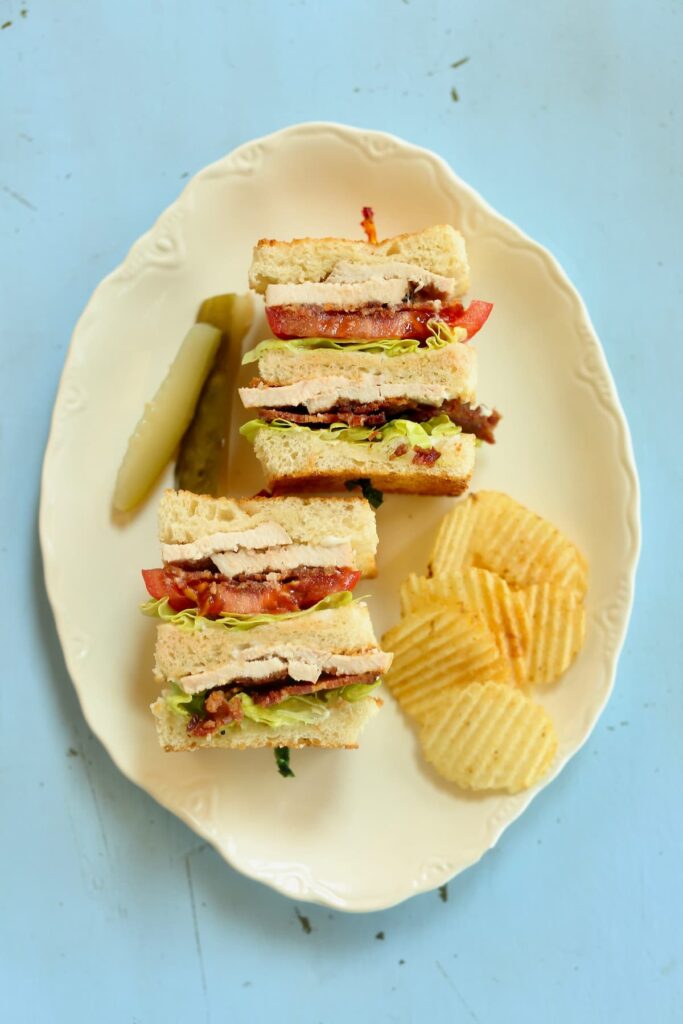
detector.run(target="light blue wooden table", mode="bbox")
[2,2,679,1020]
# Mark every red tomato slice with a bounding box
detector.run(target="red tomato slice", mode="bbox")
[142,566,361,617]
[142,568,191,607]
[265,301,492,342]
[450,300,494,338]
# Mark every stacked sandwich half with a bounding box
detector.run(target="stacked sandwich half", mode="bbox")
[143,489,391,750]
[240,221,499,496]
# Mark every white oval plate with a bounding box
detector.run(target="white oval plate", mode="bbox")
[40,123,640,912]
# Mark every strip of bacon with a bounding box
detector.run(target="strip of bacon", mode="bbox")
[360,206,378,245]
[252,670,378,707]
[412,447,442,466]
[265,301,492,341]
[390,443,409,459]
[142,565,361,616]
[258,396,501,443]
[186,671,379,735]
[259,407,387,428]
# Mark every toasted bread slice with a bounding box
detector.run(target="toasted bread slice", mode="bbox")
[153,601,381,684]
[242,341,477,409]
[249,224,469,298]
[251,429,476,497]
[151,693,381,751]
[158,490,378,577]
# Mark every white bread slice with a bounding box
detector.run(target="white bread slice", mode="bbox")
[158,490,378,577]
[252,430,476,497]
[250,342,477,406]
[154,601,381,684]
[249,224,469,298]
[151,692,381,751]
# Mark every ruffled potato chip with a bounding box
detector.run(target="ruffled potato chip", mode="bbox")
[400,569,531,688]
[420,681,557,793]
[382,606,508,723]
[521,583,586,685]
[429,491,587,596]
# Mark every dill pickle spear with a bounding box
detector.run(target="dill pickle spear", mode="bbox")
[113,323,221,513]
[175,293,253,495]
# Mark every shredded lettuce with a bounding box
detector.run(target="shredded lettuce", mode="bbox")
[240,414,462,448]
[164,683,206,719]
[238,692,330,727]
[241,319,465,364]
[163,680,381,729]
[141,589,355,633]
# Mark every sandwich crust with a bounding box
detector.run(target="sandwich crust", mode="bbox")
[268,471,471,498]
[252,430,476,497]
[158,490,378,577]
[151,693,381,751]
[249,224,470,297]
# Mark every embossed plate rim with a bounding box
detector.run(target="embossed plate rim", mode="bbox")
[40,122,640,911]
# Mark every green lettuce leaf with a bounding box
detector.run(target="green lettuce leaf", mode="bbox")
[141,589,355,633]
[335,679,381,702]
[241,319,465,364]
[163,683,208,719]
[238,692,330,727]
[240,414,462,448]
[163,680,381,728]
